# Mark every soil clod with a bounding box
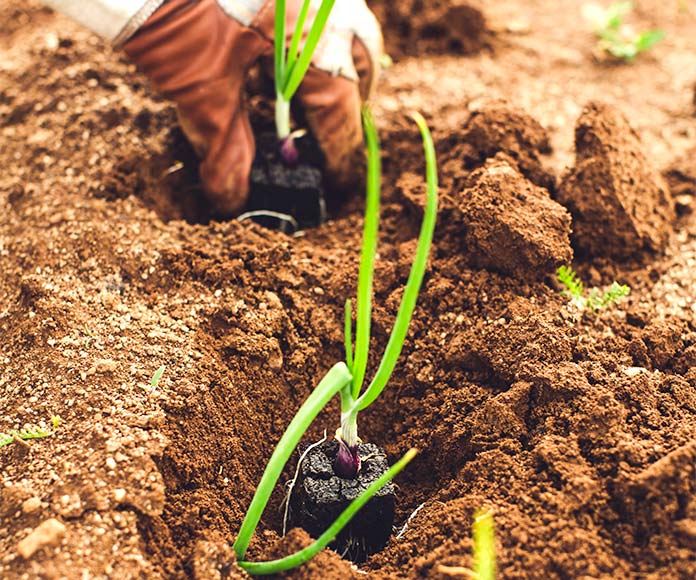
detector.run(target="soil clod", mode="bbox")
[447,154,572,279]
[558,101,675,259]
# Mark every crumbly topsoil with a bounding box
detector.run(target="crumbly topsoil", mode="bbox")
[2,1,696,579]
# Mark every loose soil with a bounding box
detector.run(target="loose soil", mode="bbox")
[2,1,696,579]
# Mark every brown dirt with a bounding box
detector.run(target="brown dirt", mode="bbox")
[2,1,696,579]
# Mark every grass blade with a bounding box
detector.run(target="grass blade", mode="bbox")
[239,449,417,575]
[357,112,438,411]
[233,362,352,560]
[351,107,381,399]
[282,0,337,101]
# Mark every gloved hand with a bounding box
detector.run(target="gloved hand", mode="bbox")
[120,0,382,215]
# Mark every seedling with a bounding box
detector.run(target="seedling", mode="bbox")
[231,110,439,574]
[335,109,438,478]
[437,510,498,580]
[583,2,665,61]
[0,416,61,449]
[473,509,497,580]
[557,265,630,312]
[436,509,497,579]
[151,365,166,389]
[274,0,337,163]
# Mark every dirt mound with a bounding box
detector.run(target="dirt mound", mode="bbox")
[406,153,571,279]
[665,147,696,216]
[369,0,490,57]
[558,101,675,260]
[440,101,556,192]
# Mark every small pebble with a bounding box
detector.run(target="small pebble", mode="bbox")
[21,497,42,514]
[17,518,66,559]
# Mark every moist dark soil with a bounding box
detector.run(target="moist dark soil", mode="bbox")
[288,440,395,563]
[2,1,696,579]
[246,131,326,233]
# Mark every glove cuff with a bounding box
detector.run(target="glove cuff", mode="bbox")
[45,0,165,45]
[114,0,167,46]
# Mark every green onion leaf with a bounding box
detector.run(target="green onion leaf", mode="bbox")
[282,0,336,101]
[357,112,438,411]
[351,107,381,399]
[274,0,287,95]
[285,0,313,82]
[344,298,354,371]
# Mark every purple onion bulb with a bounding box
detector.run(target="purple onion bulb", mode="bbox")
[334,438,361,479]
[279,135,300,167]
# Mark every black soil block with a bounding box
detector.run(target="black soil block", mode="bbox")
[289,439,396,563]
[246,131,326,233]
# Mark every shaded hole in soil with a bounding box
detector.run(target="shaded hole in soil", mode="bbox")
[94,126,216,225]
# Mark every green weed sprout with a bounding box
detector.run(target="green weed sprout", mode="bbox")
[584,1,665,61]
[151,365,166,389]
[232,111,438,574]
[557,265,630,312]
[436,508,497,579]
[0,416,61,449]
[274,0,336,162]
[473,509,497,580]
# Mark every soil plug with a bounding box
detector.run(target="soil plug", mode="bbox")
[289,439,395,562]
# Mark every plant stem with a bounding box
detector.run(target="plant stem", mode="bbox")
[233,362,352,560]
[339,407,359,448]
[275,93,291,140]
[238,449,418,575]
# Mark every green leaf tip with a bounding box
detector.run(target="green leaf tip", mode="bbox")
[151,365,166,388]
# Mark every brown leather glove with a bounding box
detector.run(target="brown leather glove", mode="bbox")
[123,0,382,215]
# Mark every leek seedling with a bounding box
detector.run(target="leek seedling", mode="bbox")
[274,0,337,163]
[232,111,439,574]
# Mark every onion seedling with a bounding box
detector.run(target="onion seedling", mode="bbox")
[274,0,337,164]
[231,111,439,573]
